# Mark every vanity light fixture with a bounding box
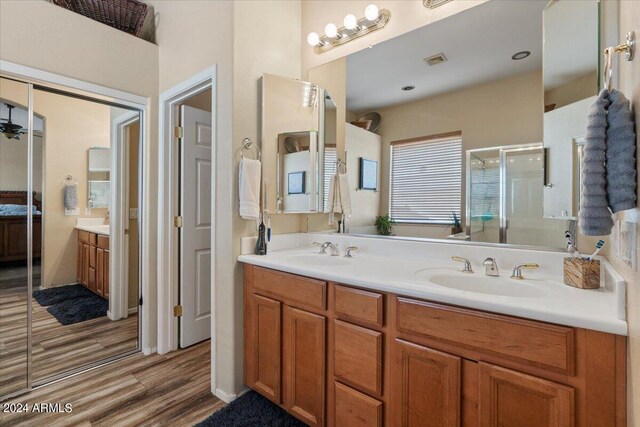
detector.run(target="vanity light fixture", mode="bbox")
[423,0,453,9]
[307,4,391,54]
[511,50,531,60]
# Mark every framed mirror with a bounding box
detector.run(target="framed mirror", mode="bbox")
[262,74,337,213]
[306,0,601,251]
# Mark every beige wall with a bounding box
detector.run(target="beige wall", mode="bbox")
[0,134,43,194]
[608,1,640,424]
[373,70,543,225]
[0,0,159,350]
[147,0,236,394]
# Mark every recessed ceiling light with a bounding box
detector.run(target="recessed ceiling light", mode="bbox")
[511,51,531,60]
[402,85,415,91]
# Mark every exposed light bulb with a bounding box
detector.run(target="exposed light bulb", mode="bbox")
[365,4,379,21]
[307,32,320,46]
[325,23,339,38]
[344,14,358,30]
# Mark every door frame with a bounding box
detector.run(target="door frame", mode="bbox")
[109,111,139,321]
[157,68,216,366]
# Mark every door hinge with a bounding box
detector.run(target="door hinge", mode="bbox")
[174,126,184,139]
[174,305,183,317]
[139,296,143,306]
[173,216,183,228]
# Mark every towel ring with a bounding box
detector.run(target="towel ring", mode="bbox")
[336,159,347,174]
[241,137,261,160]
[61,175,78,186]
[603,31,635,91]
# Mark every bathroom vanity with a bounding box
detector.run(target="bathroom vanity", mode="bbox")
[76,228,110,298]
[240,235,627,427]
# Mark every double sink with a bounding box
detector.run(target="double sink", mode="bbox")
[286,253,548,298]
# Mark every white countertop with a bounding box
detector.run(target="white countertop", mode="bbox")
[238,237,627,336]
[75,224,110,236]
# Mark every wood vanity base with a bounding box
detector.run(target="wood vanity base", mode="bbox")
[243,264,626,427]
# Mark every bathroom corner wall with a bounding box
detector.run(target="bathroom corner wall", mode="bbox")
[609,1,640,424]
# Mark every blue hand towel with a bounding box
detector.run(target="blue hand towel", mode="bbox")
[606,89,637,213]
[579,90,614,236]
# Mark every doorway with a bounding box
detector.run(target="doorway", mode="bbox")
[157,68,216,355]
[179,90,212,348]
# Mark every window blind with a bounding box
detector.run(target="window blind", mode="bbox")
[389,136,462,223]
[323,147,337,211]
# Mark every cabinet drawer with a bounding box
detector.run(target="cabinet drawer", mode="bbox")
[334,320,383,396]
[253,266,326,311]
[396,297,575,375]
[334,284,383,328]
[78,230,97,244]
[97,235,109,249]
[334,382,382,427]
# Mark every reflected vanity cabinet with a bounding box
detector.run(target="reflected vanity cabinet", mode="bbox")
[243,264,627,427]
[77,230,109,298]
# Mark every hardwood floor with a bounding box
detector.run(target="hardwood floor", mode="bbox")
[0,286,137,396]
[0,341,224,426]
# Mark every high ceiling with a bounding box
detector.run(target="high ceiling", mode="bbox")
[346,0,548,112]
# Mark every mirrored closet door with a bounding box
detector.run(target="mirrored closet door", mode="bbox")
[0,76,143,399]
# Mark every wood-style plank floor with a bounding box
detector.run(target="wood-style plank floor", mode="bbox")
[0,341,224,427]
[0,286,137,396]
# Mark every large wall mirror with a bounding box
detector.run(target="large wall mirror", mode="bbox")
[297,0,600,250]
[0,76,143,398]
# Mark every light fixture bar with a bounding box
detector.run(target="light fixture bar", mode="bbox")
[313,9,391,54]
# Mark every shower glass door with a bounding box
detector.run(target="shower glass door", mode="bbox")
[0,77,32,398]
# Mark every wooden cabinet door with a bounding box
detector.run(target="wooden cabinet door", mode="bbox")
[247,294,282,403]
[77,240,83,283]
[96,248,104,296]
[283,305,326,427]
[391,339,461,427]
[82,243,90,286]
[479,363,574,427]
[104,250,110,299]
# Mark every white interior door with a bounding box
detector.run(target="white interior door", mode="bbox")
[180,105,212,347]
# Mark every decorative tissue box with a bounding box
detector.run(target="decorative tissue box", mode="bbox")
[563,258,600,289]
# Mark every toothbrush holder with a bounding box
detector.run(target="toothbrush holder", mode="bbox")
[563,258,600,289]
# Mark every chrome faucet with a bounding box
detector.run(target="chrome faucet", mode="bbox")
[511,263,539,280]
[320,241,340,256]
[452,256,473,273]
[483,258,499,277]
[344,246,358,258]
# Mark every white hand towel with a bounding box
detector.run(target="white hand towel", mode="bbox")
[239,158,261,220]
[338,172,352,217]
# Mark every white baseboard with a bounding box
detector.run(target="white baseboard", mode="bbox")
[128,307,138,315]
[214,386,250,403]
[106,310,115,321]
[142,346,157,355]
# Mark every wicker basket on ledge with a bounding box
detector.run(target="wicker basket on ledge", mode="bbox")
[52,0,148,36]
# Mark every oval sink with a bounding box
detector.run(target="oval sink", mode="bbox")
[286,254,351,266]
[416,271,545,298]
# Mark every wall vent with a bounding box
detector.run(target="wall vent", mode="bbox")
[424,53,448,66]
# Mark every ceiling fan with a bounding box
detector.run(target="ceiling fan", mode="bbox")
[1,104,27,140]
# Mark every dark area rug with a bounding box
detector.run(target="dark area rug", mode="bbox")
[33,284,94,306]
[46,295,108,325]
[195,391,308,427]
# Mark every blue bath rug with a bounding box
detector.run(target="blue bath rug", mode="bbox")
[195,391,308,427]
[46,295,108,325]
[33,284,95,306]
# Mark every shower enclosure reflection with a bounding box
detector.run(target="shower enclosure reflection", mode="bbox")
[466,145,566,247]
